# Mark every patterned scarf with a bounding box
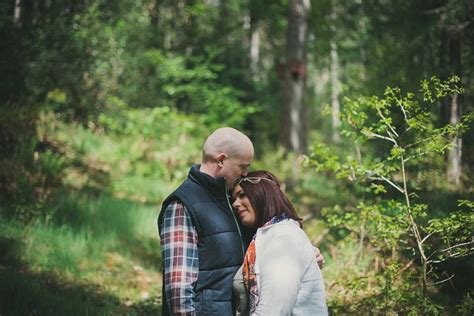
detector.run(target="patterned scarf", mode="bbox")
[242,214,289,314]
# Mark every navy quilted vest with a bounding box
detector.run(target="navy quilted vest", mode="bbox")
[158,165,252,316]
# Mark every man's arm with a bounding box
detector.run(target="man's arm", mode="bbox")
[160,201,199,315]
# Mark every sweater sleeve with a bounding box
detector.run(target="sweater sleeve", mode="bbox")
[253,233,304,316]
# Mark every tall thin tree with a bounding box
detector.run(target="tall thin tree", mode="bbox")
[330,0,341,143]
[436,1,473,185]
[281,0,310,153]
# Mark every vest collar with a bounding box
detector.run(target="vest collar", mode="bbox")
[188,164,228,200]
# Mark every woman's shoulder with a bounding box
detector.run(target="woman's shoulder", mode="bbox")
[258,218,299,233]
[258,219,308,243]
[255,219,315,263]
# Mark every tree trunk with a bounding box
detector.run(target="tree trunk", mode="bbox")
[150,0,160,27]
[330,39,341,142]
[442,29,462,185]
[248,0,261,81]
[281,0,310,153]
[329,0,341,143]
[249,20,260,79]
[14,0,21,27]
[446,93,462,185]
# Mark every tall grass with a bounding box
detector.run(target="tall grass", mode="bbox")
[0,192,162,315]
[50,193,158,241]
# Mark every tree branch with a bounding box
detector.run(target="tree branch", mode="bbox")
[376,107,399,137]
[432,274,455,285]
[440,241,473,253]
[362,130,397,145]
[420,232,433,244]
[367,173,404,194]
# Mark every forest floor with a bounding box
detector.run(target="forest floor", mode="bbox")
[0,192,163,315]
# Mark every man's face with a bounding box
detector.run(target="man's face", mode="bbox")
[220,152,253,190]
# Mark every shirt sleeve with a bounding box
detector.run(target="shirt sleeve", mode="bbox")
[160,201,199,316]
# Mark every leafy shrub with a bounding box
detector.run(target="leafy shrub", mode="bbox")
[305,77,473,313]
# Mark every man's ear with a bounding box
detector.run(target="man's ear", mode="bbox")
[216,153,227,167]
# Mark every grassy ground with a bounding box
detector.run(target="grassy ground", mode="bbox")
[0,193,163,315]
[1,109,201,315]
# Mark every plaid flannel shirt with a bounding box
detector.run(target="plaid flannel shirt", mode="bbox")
[160,201,199,315]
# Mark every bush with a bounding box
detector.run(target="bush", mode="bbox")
[305,77,474,313]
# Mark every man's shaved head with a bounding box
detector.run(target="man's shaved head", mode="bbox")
[200,127,254,189]
[202,127,253,162]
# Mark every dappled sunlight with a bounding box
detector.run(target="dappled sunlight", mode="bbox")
[1,1,473,314]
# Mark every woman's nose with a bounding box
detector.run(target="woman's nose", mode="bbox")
[232,199,240,208]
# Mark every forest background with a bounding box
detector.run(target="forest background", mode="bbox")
[1,0,473,315]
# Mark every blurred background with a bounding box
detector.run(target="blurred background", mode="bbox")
[0,0,473,314]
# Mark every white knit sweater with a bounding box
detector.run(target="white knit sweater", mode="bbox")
[251,219,328,316]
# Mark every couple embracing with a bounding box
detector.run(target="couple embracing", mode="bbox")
[158,127,328,316]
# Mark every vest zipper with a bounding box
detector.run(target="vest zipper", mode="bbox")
[225,181,246,259]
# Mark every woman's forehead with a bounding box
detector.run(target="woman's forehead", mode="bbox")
[232,184,243,198]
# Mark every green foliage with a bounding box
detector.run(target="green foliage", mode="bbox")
[1,192,158,273]
[0,192,162,314]
[37,103,208,203]
[1,0,473,313]
[305,77,474,313]
[456,291,474,315]
[121,49,259,129]
[426,200,474,263]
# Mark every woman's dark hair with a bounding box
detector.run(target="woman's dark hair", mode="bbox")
[238,170,302,227]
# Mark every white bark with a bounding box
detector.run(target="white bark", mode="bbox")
[330,0,341,142]
[282,0,310,153]
[14,0,21,26]
[330,40,341,142]
[446,93,462,185]
[250,25,260,78]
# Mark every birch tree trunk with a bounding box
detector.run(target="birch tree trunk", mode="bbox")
[242,4,260,80]
[14,0,21,27]
[446,93,462,185]
[281,0,310,153]
[445,31,462,185]
[249,20,260,79]
[330,40,341,142]
[330,0,341,142]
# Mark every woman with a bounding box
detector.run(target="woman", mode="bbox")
[232,170,327,316]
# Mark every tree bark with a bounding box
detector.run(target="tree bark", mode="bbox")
[330,39,341,143]
[281,0,310,153]
[441,28,462,185]
[14,0,21,26]
[150,0,160,27]
[446,93,462,185]
[248,0,261,81]
[330,0,341,142]
[249,19,260,79]
[242,6,260,80]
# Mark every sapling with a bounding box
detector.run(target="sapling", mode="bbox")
[306,77,473,311]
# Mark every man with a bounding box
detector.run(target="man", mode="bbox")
[158,127,323,315]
